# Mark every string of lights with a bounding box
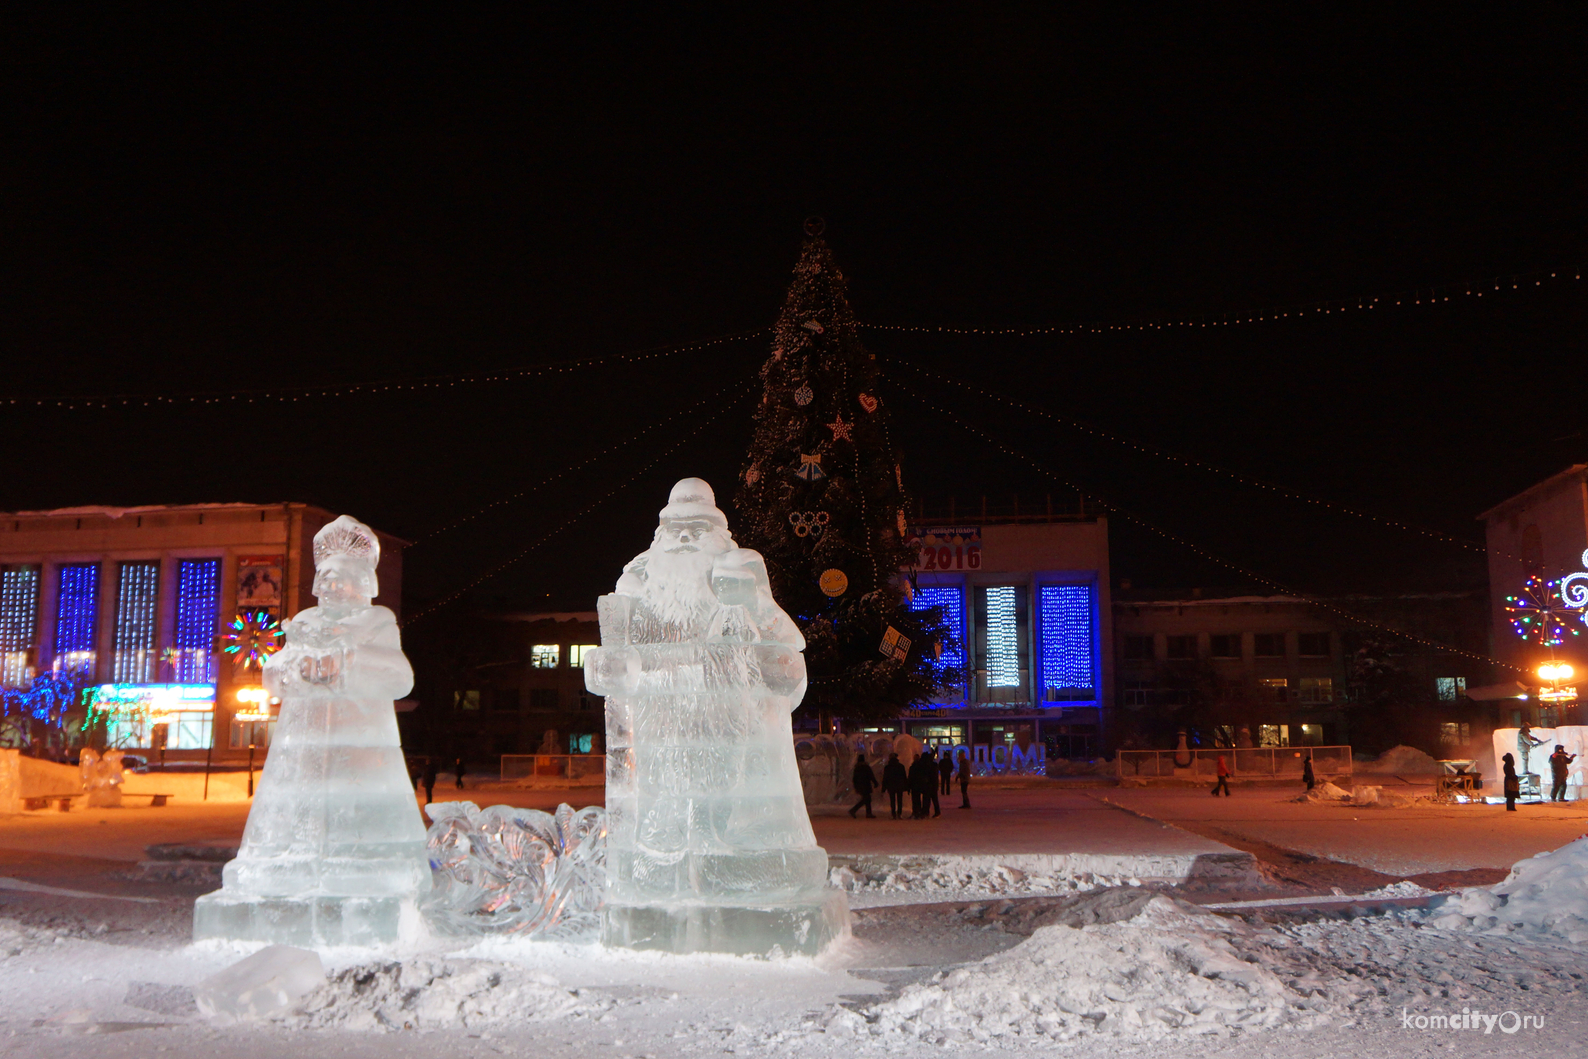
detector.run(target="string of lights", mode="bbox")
[861,266,1578,337]
[402,385,758,626]
[415,373,757,545]
[889,375,1525,673]
[892,357,1490,557]
[2,329,768,411]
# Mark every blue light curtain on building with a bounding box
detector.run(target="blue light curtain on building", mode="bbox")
[54,563,100,673]
[983,586,1022,688]
[1038,583,1095,701]
[174,559,221,683]
[908,585,966,685]
[113,561,160,683]
[0,565,40,687]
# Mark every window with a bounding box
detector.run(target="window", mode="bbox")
[1439,721,1471,747]
[1259,677,1289,703]
[1038,584,1095,702]
[453,690,481,710]
[568,644,600,667]
[977,586,1025,688]
[54,563,100,674]
[579,690,601,711]
[493,688,521,712]
[1298,677,1333,704]
[1121,635,1154,660]
[1257,723,1289,747]
[168,710,213,750]
[531,644,561,669]
[1253,633,1285,658]
[1295,723,1324,746]
[1122,681,1152,707]
[229,720,275,749]
[910,586,967,685]
[173,559,221,683]
[1435,676,1467,702]
[1209,634,1240,659]
[0,565,40,688]
[530,688,560,711]
[568,732,594,754]
[113,561,159,683]
[1297,633,1330,657]
[1165,635,1195,659]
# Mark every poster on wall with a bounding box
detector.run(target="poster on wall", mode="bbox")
[236,556,284,608]
[907,526,982,572]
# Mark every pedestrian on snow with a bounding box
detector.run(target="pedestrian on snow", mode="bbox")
[850,753,878,818]
[1549,745,1576,802]
[454,756,467,790]
[422,758,438,805]
[881,753,908,819]
[957,755,972,808]
[939,750,955,796]
[1303,753,1316,791]
[1211,754,1231,797]
[924,748,942,817]
[1503,752,1519,811]
[908,750,935,819]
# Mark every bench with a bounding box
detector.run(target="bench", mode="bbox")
[22,794,83,812]
[121,793,172,807]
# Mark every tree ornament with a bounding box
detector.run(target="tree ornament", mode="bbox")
[896,510,908,536]
[858,393,878,413]
[793,384,814,407]
[826,413,853,442]
[771,347,785,361]
[793,453,826,481]
[818,569,849,597]
[878,626,912,661]
[801,319,825,334]
[788,511,830,538]
[222,609,283,670]
[895,464,903,490]
[744,464,761,486]
[803,216,825,237]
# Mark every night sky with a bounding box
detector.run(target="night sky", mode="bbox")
[2,9,1583,615]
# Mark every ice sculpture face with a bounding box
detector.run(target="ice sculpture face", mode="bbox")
[193,514,431,948]
[585,478,848,955]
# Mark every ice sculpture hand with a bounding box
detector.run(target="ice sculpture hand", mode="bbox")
[584,646,640,697]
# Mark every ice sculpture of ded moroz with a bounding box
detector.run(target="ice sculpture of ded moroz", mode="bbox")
[585,478,848,955]
[193,515,431,947]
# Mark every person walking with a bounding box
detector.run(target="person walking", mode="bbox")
[421,758,438,805]
[1302,753,1316,791]
[454,755,467,790]
[1549,744,1576,802]
[1502,752,1519,811]
[939,750,955,796]
[924,748,942,818]
[882,753,908,819]
[1211,754,1231,797]
[957,755,972,808]
[850,753,878,818]
[908,751,933,819]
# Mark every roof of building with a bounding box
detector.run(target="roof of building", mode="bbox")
[1477,464,1588,521]
[0,502,412,546]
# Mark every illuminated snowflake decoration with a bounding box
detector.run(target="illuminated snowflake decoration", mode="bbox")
[1505,576,1585,647]
[222,609,283,669]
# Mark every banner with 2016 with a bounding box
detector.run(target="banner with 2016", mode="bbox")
[907,526,982,571]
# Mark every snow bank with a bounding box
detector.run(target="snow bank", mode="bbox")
[868,895,1335,1041]
[276,958,611,1031]
[1363,745,1440,774]
[1294,781,1351,802]
[1430,836,1588,943]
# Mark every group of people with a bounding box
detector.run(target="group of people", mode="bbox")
[1501,743,1577,811]
[849,746,970,819]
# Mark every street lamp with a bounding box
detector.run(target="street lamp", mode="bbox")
[1536,662,1577,706]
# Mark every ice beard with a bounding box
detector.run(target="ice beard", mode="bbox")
[639,531,729,630]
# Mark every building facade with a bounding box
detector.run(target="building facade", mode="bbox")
[0,503,406,760]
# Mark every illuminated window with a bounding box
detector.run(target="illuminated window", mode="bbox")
[1298,676,1333,704]
[1038,584,1095,702]
[531,644,561,669]
[1259,677,1289,703]
[113,561,159,683]
[979,586,1023,688]
[168,710,213,750]
[0,565,40,687]
[568,644,600,667]
[909,586,966,684]
[1258,724,1289,747]
[54,563,100,674]
[454,689,480,710]
[1435,676,1467,701]
[230,720,275,749]
[173,559,221,683]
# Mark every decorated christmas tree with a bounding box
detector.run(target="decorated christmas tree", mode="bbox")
[734,222,953,725]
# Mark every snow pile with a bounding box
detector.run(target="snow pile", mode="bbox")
[277,958,611,1031]
[867,896,1332,1042]
[1359,881,1436,899]
[1430,836,1588,943]
[830,857,1136,898]
[1364,745,1440,774]
[1295,781,1351,802]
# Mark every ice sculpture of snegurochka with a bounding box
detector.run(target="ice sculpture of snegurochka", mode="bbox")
[585,478,848,955]
[193,515,431,947]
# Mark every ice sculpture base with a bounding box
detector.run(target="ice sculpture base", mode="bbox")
[193,890,423,948]
[601,889,849,957]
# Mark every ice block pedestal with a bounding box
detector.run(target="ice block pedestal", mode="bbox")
[194,515,430,948]
[586,479,849,957]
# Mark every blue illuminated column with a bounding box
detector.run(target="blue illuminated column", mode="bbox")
[908,585,966,692]
[54,563,101,675]
[0,566,40,687]
[173,559,221,683]
[1038,584,1096,702]
[113,561,160,683]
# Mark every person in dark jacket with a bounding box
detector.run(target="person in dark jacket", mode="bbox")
[850,753,878,818]
[939,751,955,796]
[1211,754,1231,797]
[957,755,972,808]
[1549,745,1576,802]
[924,748,942,817]
[908,751,935,819]
[454,756,467,789]
[1302,753,1316,791]
[422,758,438,805]
[881,753,908,819]
[1502,752,1519,811]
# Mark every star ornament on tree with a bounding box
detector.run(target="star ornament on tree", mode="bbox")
[827,413,853,442]
[1505,576,1585,647]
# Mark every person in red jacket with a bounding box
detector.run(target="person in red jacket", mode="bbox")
[1211,754,1231,797]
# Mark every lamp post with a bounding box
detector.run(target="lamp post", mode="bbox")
[1536,662,1576,718]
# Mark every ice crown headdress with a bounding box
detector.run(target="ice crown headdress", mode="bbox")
[314,514,381,567]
